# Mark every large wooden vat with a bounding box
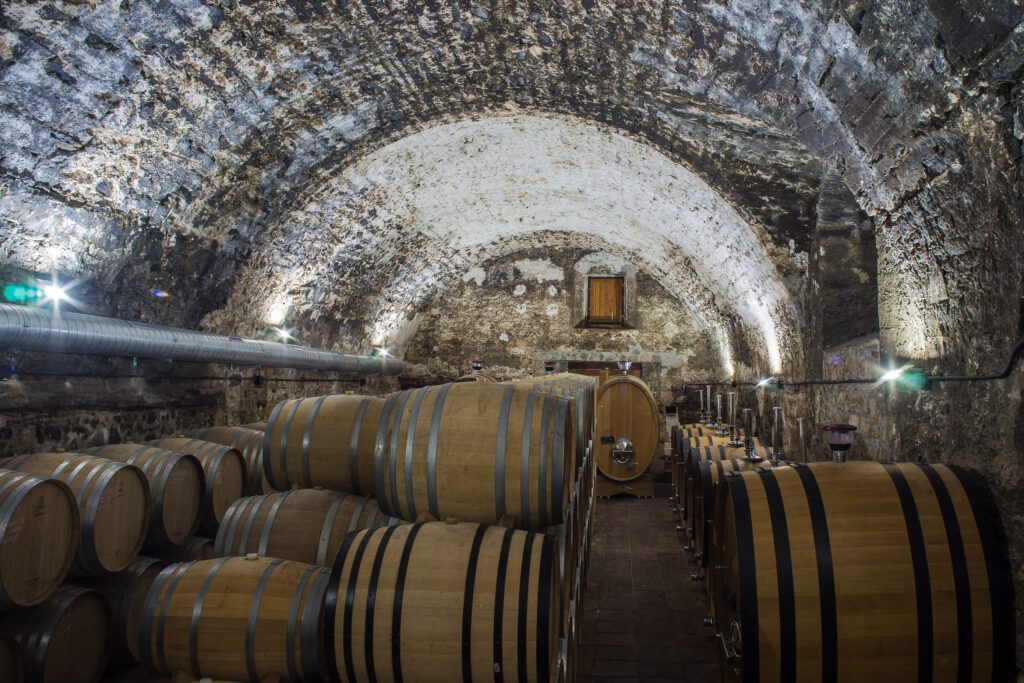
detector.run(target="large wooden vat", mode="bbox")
[1,453,150,575]
[373,383,573,528]
[83,445,204,549]
[262,395,385,495]
[325,522,559,683]
[710,461,1014,683]
[0,470,79,609]
[187,426,267,494]
[138,556,330,682]
[595,375,659,481]
[0,585,111,683]
[147,438,247,534]
[214,488,402,565]
[77,556,165,669]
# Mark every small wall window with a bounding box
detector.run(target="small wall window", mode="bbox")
[587,276,624,326]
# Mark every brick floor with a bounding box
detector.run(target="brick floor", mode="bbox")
[577,490,721,683]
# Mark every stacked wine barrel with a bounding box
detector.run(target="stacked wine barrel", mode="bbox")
[670,420,1014,682]
[0,426,262,682]
[109,377,591,682]
[0,378,596,682]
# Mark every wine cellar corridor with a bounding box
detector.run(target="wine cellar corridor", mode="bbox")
[1,0,1023,680]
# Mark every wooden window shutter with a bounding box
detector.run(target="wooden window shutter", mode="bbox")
[588,276,624,324]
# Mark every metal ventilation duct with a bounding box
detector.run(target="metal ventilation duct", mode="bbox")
[0,303,403,375]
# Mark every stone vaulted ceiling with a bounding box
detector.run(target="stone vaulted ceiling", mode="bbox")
[1,0,1021,374]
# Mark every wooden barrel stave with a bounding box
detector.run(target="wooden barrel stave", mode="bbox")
[0,454,151,575]
[0,633,23,683]
[187,426,266,494]
[147,438,247,536]
[682,441,769,533]
[83,445,204,549]
[709,461,1013,682]
[325,522,560,683]
[76,556,165,669]
[0,585,112,683]
[158,537,214,564]
[262,395,384,496]
[371,384,573,529]
[0,470,79,609]
[138,556,329,682]
[214,489,402,565]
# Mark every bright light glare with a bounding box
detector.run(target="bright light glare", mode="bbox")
[756,376,774,388]
[274,327,294,342]
[879,365,912,382]
[378,347,390,357]
[42,284,69,302]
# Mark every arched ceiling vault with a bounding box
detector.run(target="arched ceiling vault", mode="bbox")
[1,0,1018,368]
[227,114,795,372]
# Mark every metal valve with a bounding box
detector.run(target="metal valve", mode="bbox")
[611,437,635,466]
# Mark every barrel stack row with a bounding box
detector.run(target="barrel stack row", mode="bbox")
[175,377,595,683]
[670,421,1014,682]
[0,377,597,682]
[0,424,265,683]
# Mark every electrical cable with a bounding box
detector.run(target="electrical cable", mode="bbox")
[689,334,1024,388]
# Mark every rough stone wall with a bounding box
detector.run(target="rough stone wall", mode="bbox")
[403,248,724,401]
[816,336,892,461]
[0,350,398,457]
[0,0,824,357]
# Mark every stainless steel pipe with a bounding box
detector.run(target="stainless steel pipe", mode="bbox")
[0,304,403,375]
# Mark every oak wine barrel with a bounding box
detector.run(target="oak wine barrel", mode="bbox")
[374,383,573,528]
[241,422,267,431]
[187,426,266,494]
[77,556,165,669]
[214,488,402,565]
[147,438,247,535]
[1,453,150,575]
[521,375,595,478]
[0,470,78,609]
[0,632,23,683]
[83,445,204,549]
[262,395,385,495]
[595,375,659,482]
[454,373,497,382]
[710,461,1013,682]
[0,585,111,683]
[325,522,560,683]
[681,440,768,530]
[138,556,330,682]
[693,458,784,578]
[159,537,215,563]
